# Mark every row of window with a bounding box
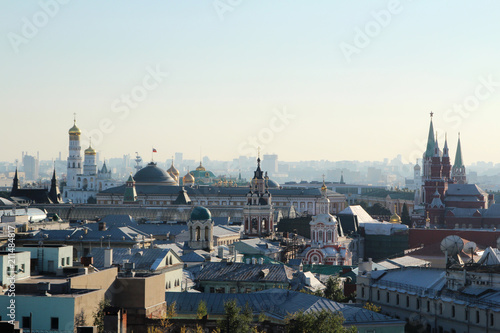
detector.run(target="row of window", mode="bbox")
[166,279,180,289]
[61,256,71,267]
[370,288,495,326]
[19,316,59,330]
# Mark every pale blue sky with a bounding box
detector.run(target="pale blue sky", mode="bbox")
[2,1,500,164]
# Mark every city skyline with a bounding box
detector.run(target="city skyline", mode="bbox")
[2,1,500,163]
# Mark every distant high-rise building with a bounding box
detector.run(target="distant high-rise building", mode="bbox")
[175,152,183,165]
[262,154,278,174]
[22,152,39,181]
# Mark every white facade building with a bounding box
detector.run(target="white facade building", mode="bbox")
[63,118,119,203]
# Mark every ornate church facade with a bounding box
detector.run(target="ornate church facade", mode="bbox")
[301,180,351,265]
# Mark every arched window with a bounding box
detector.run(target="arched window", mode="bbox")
[73,162,75,168]
[205,226,210,241]
[169,256,173,265]
[327,230,332,241]
[196,226,201,241]
[318,230,323,242]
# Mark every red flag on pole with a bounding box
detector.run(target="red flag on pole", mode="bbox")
[152,148,157,153]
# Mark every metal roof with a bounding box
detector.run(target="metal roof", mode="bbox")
[165,289,403,325]
[196,262,295,283]
[89,247,178,270]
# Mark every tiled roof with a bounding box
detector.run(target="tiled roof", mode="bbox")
[196,262,295,283]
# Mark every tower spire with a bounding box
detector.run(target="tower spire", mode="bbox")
[424,113,435,158]
[454,133,464,168]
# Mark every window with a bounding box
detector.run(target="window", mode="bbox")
[452,305,455,318]
[361,287,365,298]
[396,294,400,305]
[476,311,480,324]
[229,287,236,293]
[491,313,494,326]
[386,292,390,303]
[22,317,31,329]
[67,257,70,265]
[61,258,65,266]
[377,290,380,301]
[406,296,410,307]
[465,309,469,321]
[51,317,59,330]
[416,299,420,310]
[439,303,443,315]
[210,287,215,293]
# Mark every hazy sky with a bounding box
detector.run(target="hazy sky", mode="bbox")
[2,1,500,165]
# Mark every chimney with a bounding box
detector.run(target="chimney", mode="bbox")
[252,258,257,265]
[99,222,107,231]
[258,257,264,265]
[246,258,251,264]
[218,247,224,258]
[104,248,113,268]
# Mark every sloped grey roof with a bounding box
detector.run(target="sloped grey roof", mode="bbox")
[446,184,487,197]
[445,195,482,202]
[234,238,281,254]
[31,224,152,243]
[338,205,377,223]
[212,225,240,238]
[0,197,14,206]
[371,268,446,294]
[196,262,295,283]
[100,214,137,227]
[100,184,345,199]
[377,256,430,270]
[90,247,176,270]
[165,289,403,325]
[181,250,210,263]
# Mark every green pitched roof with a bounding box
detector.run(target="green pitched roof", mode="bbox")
[424,118,435,158]
[454,136,464,167]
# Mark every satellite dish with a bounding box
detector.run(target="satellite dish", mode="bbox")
[440,235,464,256]
[463,242,477,255]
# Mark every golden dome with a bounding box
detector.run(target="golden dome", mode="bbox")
[167,162,180,177]
[69,122,81,135]
[196,162,206,172]
[183,171,195,184]
[84,145,96,155]
[389,212,401,224]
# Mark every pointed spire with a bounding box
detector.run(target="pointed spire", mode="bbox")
[454,133,464,168]
[12,168,19,190]
[340,171,345,184]
[424,113,435,158]
[433,131,440,157]
[443,133,449,157]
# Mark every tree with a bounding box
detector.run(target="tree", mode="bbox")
[286,309,356,333]
[197,300,208,320]
[365,203,391,216]
[148,301,177,333]
[217,300,252,333]
[401,203,411,226]
[323,276,345,302]
[363,302,381,313]
[93,298,111,333]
